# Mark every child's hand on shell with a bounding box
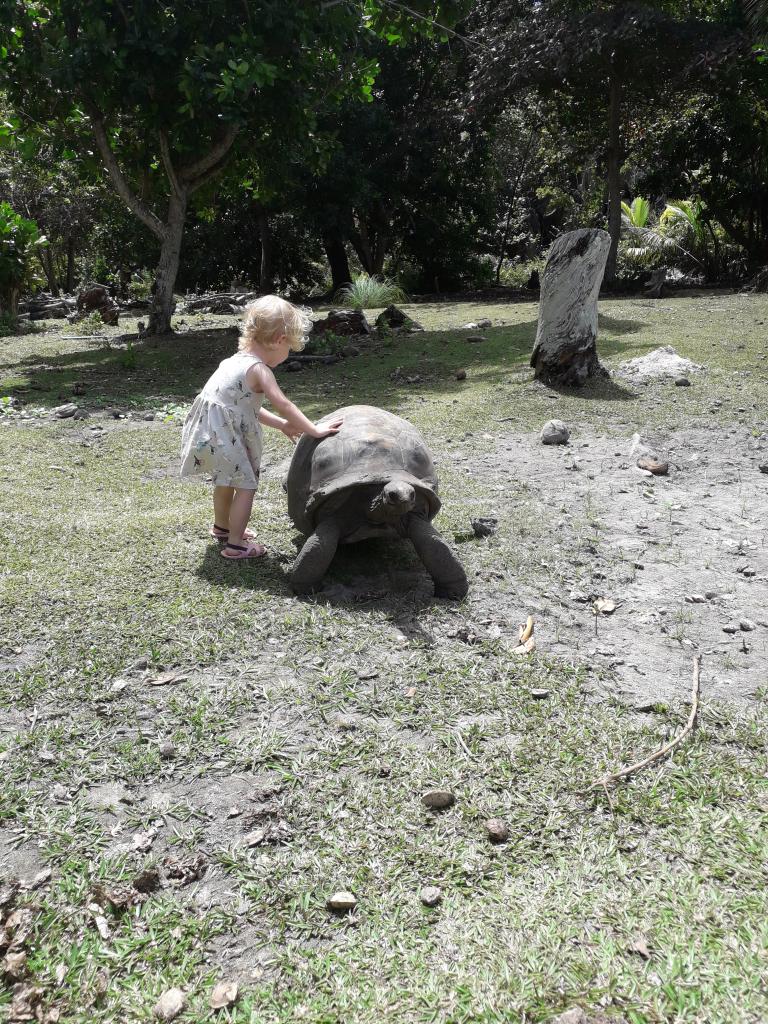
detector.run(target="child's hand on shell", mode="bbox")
[311,417,344,439]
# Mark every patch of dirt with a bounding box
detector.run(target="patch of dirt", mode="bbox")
[617,345,703,382]
[465,425,768,704]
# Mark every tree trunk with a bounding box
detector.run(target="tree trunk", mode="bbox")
[149,194,187,335]
[255,203,273,293]
[530,229,611,387]
[323,232,352,294]
[39,246,59,295]
[65,236,76,293]
[604,65,622,286]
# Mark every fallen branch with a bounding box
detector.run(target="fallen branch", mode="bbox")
[589,655,702,791]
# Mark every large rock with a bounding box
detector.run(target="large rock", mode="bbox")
[310,309,371,337]
[530,228,610,387]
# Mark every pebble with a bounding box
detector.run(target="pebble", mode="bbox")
[466,335,487,343]
[422,790,455,809]
[54,403,78,418]
[637,457,669,476]
[485,818,510,844]
[455,369,467,381]
[540,419,570,445]
[740,619,757,632]
[420,886,442,907]
[471,517,497,538]
[158,741,176,761]
[674,377,691,387]
[153,989,186,1021]
[326,891,357,912]
[722,623,739,634]
[685,594,707,604]
[530,688,550,699]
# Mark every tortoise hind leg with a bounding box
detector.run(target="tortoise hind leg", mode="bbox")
[406,515,468,599]
[290,519,341,594]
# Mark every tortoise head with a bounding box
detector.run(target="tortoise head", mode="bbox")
[370,479,416,520]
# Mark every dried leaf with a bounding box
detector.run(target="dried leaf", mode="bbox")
[132,831,155,852]
[628,933,652,959]
[93,915,111,940]
[512,636,536,655]
[153,988,187,1021]
[518,615,535,643]
[22,869,51,892]
[54,964,66,986]
[3,950,27,979]
[94,968,110,997]
[8,984,43,1022]
[149,670,188,687]
[210,980,239,1010]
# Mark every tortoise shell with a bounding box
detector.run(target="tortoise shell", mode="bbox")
[285,405,441,534]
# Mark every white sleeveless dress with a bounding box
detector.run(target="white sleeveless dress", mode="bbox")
[180,352,265,488]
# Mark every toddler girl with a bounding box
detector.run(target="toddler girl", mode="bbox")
[180,295,343,559]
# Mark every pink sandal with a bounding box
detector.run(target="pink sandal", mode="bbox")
[220,541,266,560]
[210,524,258,542]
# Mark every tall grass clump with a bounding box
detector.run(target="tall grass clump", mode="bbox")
[334,274,406,309]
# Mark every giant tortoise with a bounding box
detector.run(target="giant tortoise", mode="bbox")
[285,405,468,599]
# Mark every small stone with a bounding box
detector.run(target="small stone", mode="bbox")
[637,457,669,475]
[685,594,706,604]
[485,818,510,844]
[722,623,739,634]
[209,980,239,1010]
[54,403,78,418]
[72,408,89,420]
[131,657,149,671]
[455,369,467,381]
[551,1010,588,1024]
[530,688,550,699]
[422,790,455,810]
[326,891,357,912]
[740,619,757,632]
[159,741,176,761]
[420,886,442,907]
[342,344,360,358]
[540,419,570,445]
[476,318,492,328]
[674,377,691,387]
[742,568,756,577]
[471,517,497,538]
[154,988,187,1021]
[143,412,155,421]
[51,783,68,801]
[759,464,768,474]
[466,334,487,343]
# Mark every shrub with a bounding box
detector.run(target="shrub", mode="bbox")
[0,202,45,317]
[334,274,406,309]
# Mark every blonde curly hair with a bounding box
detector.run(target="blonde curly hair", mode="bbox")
[238,295,311,353]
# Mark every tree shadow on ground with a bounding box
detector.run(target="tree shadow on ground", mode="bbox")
[598,312,645,335]
[1,313,652,415]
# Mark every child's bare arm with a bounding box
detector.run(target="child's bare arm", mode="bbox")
[258,407,303,441]
[248,364,342,439]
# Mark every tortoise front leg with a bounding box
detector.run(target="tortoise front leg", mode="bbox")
[290,518,341,594]
[406,515,468,600]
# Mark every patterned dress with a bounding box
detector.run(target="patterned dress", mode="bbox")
[180,352,265,488]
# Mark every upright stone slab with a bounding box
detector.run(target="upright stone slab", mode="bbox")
[530,228,611,387]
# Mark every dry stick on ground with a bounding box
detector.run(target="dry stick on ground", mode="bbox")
[589,655,702,792]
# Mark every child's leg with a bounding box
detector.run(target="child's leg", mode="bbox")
[213,486,235,532]
[227,488,257,547]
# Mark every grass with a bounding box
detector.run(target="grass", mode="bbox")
[0,292,767,1023]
